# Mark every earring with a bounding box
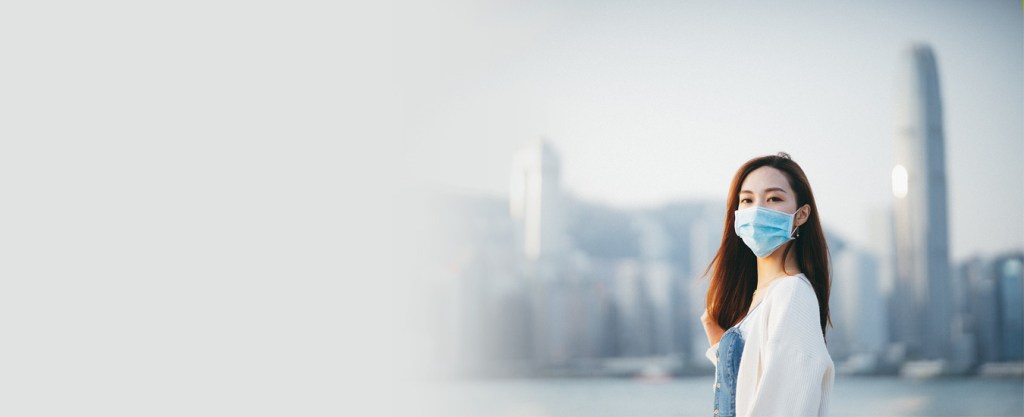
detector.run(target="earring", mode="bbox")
[795,227,800,237]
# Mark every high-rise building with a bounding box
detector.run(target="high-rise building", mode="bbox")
[509,138,572,366]
[891,44,954,360]
[962,256,999,363]
[994,253,1024,361]
[509,138,570,262]
[832,247,887,365]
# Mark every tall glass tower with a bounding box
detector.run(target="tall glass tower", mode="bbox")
[891,44,953,361]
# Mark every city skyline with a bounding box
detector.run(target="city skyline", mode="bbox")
[426,132,1023,378]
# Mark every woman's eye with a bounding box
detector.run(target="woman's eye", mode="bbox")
[739,197,779,203]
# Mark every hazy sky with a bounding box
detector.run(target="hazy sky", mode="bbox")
[399,0,1023,262]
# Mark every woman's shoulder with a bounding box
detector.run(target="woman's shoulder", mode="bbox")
[767,273,813,293]
[760,273,827,352]
[763,273,819,309]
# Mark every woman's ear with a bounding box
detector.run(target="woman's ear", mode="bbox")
[797,204,810,227]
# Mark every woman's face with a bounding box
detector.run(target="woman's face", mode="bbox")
[738,166,808,226]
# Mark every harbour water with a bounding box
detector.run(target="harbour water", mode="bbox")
[427,376,1023,417]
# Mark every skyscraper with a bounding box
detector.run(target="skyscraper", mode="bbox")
[891,44,954,361]
[509,138,572,365]
[509,138,570,263]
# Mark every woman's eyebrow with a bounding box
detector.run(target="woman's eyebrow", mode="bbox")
[739,187,787,195]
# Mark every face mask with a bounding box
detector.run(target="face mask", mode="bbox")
[734,206,801,258]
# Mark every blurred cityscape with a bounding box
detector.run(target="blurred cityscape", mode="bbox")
[420,43,1024,381]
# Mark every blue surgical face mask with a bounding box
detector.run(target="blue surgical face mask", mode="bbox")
[734,206,801,258]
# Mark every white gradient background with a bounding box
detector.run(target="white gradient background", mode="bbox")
[0,1,1020,416]
[1,1,437,416]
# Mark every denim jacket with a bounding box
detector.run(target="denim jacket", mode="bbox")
[712,325,744,416]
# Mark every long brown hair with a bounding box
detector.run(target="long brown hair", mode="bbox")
[702,152,832,340]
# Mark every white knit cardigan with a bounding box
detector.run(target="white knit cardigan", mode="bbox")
[705,274,835,417]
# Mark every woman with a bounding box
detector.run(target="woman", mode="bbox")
[699,152,835,416]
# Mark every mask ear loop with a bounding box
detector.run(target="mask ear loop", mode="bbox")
[792,206,805,238]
